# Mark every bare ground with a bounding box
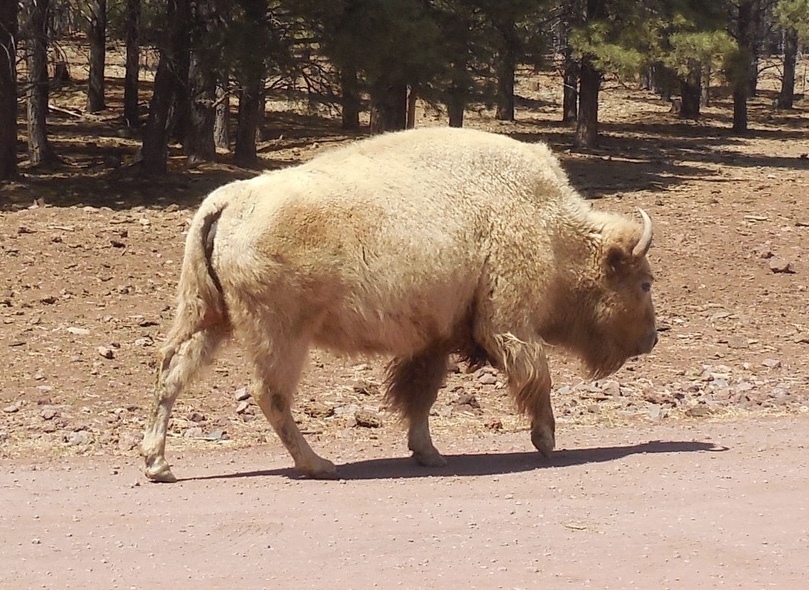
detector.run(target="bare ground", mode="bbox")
[1,66,809,588]
[3,417,808,589]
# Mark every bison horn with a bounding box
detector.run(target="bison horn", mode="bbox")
[632,208,653,258]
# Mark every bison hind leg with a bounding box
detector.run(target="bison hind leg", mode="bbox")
[385,347,449,468]
[143,324,229,482]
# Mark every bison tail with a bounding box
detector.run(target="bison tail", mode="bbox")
[163,195,229,350]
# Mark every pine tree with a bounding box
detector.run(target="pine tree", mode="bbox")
[123,0,140,127]
[0,0,17,180]
[775,0,809,109]
[87,0,107,112]
[24,0,58,167]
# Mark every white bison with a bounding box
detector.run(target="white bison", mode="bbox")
[142,127,657,482]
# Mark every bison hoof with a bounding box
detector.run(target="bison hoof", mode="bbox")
[144,458,178,483]
[299,458,339,480]
[412,450,448,468]
[531,428,556,459]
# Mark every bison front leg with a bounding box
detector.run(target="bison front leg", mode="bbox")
[488,333,555,458]
[385,349,449,467]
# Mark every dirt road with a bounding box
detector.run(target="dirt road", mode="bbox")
[3,416,807,589]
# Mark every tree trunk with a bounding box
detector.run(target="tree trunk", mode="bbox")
[573,0,606,148]
[495,20,517,122]
[167,0,190,145]
[186,60,216,165]
[732,0,756,134]
[185,0,217,165]
[340,66,360,131]
[446,84,465,128]
[560,15,578,124]
[369,83,407,134]
[778,27,798,109]
[574,58,600,149]
[141,0,183,174]
[0,0,18,180]
[701,66,711,107]
[214,78,229,150]
[562,57,579,123]
[26,0,57,167]
[679,65,701,119]
[651,62,675,101]
[123,0,140,127]
[747,0,763,98]
[86,0,106,112]
[234,78,263,167]
[406,86,417,129]
[141,55,175,174]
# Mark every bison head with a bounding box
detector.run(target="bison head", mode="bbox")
[578,208,657,378]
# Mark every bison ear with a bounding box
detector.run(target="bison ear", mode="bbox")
[604,244,631,273]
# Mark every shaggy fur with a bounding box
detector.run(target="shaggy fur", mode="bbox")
[141,127,657,481]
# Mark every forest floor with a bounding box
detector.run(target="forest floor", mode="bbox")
[1,64,808,588]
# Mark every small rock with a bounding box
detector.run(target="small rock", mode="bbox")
[600,380,621,397]
[794,334,809,345]
[753,244,773,259]
[734,381,754,393]
[184,427,204,439]
[0,430,7,442]
[726,336,749,350]
[334,403,360,417]
[188,411,206,422]
[685,405,712,418]
[304,403,334,419]
[768,258,794,274]
[117,432,143,452]
[203,429,227,441]
[454,393,480,409]
[235,401,250,414]
[352,379,380,396]
[234,387,251,402]
[97,346,115,359]
[484,418,503,430]
[643,391,677,407]
[648,404,662,420]
[134,337,153,347]
[3,404,19,414]
[761,358,781,369]
[354,410,382,428]
[65,431,93,446]
[67,327,90,336]
[40,407,58,420]
[477,373,498,385]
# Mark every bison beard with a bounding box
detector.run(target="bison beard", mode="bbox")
[141,127,657,482]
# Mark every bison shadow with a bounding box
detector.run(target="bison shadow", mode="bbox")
[184,439,726,482]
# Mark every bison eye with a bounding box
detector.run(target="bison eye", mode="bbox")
[641,281,652,293]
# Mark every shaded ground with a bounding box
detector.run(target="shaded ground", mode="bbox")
[1,65,808,589]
